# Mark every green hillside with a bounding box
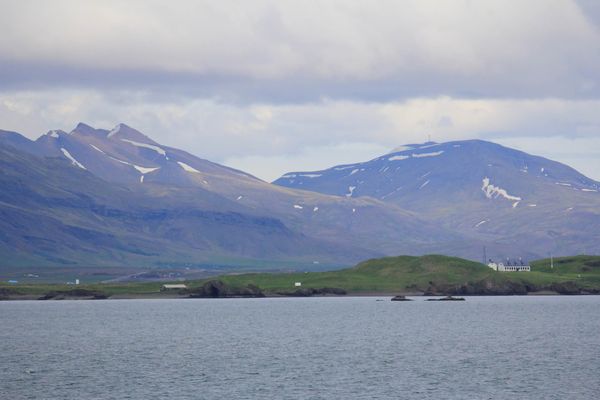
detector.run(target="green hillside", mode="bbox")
[208,255,489,293]
[2,255,600,298]
[190,254,600,295]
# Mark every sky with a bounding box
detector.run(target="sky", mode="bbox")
[1,0,599,181]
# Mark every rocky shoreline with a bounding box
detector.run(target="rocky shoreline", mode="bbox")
[1,278,598,301]
[421,278,599,296]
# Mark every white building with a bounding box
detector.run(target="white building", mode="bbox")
[488,260,531,272]
[160,284,188,291]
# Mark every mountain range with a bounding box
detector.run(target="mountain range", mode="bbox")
[1,123,599,273]
[0,123,466,272]
[274,140,600,260]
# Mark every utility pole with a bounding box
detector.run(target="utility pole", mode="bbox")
[483,246,487,265]
[550,252,554,269]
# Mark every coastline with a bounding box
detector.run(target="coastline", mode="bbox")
[0,289,590,301]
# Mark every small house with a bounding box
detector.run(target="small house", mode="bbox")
[160,284,188,291]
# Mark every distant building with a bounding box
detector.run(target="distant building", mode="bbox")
[160,284,188,291]
[294,282,302,287]
[488,258,531,272]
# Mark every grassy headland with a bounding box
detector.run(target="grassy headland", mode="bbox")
[1,255,599,299]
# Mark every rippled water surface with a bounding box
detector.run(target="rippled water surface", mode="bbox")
[1,296,599,399]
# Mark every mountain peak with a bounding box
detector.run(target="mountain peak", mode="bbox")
[44,129,67,138]
[0,130,34,150]
[106,123,157,144]
[107,123,126,138]
[71,122,96,134]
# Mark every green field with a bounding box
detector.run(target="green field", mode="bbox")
[193,254,600,294]
[2,255,600,298]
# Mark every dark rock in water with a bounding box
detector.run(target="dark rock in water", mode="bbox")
[38,289,108,300]
[188,280,265,298]
[276,287,347,297]
[427,296,465,301]
[391,295,412,301]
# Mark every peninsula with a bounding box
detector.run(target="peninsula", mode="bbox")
[1,255,599,300]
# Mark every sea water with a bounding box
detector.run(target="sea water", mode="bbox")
[1,296,599,399]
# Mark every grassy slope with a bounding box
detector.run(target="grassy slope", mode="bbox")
[2,255,599,296]
[206,255,494,292]
[528,255,600,289]
[209,255,599,293]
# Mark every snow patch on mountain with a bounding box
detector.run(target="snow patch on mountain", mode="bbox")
[381,187,402,199]
[109,156,130,165]
[350,169,360,175]
[107,124,122,138]
[412,150,444,158]
[388,155,409,161]
[60,148,86,170]
[107,154,159,176]
[133,165,160,174]
[346,186,356,197]
[388,150,444,162]
[293,204,303,209]
[48,130,60,138]
[121,139,166,156]
[177,161,200,173]
[481,177,521,207]
[418,143,440,150]
[419,180,430,189]
[333,165,357,171]
[298,173,322,178]
[90,144,105,154]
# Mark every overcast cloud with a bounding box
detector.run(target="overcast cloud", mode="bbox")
[0,0,599,180]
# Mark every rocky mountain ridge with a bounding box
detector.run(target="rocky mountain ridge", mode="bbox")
[0,124,473,270]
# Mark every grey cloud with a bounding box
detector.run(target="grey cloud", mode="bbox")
[2,90,599,173]
[2,60,599,105]
[0,0,599,102]
[1,1,599,181]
